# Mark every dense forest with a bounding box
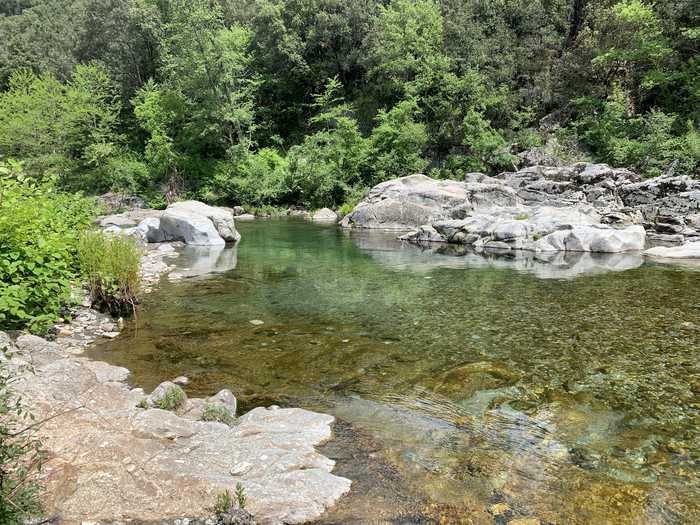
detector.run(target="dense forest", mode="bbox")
[0,0,698,211]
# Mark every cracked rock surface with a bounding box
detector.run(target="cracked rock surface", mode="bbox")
[6,333,351,525]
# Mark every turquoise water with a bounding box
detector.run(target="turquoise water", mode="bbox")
[89,219,700,524]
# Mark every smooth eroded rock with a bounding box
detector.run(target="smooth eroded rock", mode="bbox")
[9,335,351,525]
[644,241,700,259]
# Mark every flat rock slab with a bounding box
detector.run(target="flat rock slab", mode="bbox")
[9,335,350,525]
[645,241,700,259]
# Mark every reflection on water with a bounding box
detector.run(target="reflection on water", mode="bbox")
[89,219,700,525]
[349,229,644,279]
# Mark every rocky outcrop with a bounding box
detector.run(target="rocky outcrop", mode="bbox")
[402,206,645,253]
[5,333,351,525]
[100,201,241,246]
[339,174,516,230]
[343,164,700,253]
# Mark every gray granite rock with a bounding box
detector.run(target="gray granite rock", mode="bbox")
[9,334,351,525]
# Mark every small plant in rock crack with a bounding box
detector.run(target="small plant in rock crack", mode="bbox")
[235,482,247,510]
[156,385,186,411]
[214,489,234,513]
[214,483,247,514]
[201,404,236,426]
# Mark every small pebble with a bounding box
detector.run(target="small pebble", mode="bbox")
[249,319,264,325]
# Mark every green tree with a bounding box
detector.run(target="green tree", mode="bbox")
[593,0,673,109]
[287,78,370,207]
[159,0,258,157]
[368,98,428,182]
[0,64,122,182]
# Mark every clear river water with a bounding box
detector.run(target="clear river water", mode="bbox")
[88,219,700,525]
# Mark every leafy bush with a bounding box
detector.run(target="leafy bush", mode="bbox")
[155,385,186,411]
[77,231,142,316]
[368,98,428,182]
[210,148,291,206]
[574,88,700,177]
[461,109,517,173]
[0,161,95,332]
[201,403,236,426]
[0,350,45,524]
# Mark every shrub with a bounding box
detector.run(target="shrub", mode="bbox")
[77,231,142,316]
[573,88,700,177]
[155,385,187,411]
[210,148,291,207]
[201,404,236,426]
[0,65,122,182]
[368,98,428,182]
[0,355,45,524]
[0,161,95,332]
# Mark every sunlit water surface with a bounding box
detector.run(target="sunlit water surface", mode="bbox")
[88,219,700,525]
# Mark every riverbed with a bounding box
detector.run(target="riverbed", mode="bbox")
[88,219,700,525]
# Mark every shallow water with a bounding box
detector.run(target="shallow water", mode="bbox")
[89,219,700,525]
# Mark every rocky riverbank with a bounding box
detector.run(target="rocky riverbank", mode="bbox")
[5,207,351,525]
[341,163,700,260]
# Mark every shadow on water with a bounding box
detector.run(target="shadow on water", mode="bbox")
[89,219,700,525]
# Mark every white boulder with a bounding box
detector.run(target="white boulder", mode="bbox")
[644,241,700,259]
[166,200,240,242]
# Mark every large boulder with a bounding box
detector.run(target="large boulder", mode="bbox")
[312,208,338,222]
[166,201,241,242]
[340,174,518,230]
[159,210,226,246]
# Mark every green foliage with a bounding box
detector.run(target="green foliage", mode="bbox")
[574,87,700,176]
[201,404,236,426]
[235,482,247,510]
[77,231,142,316]
[214,489,234,514]
[155,385,187,411]
[0,161,95,332]
[461,109,516,173]
[159,0,258,157]
[367,0,449,100]
[368,99,428,182]
[0,356,45,524]
[287,78,371,208]
[210,149,290,206]
[132,80,182,196]
[0,65,122,182]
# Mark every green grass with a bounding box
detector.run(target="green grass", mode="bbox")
[77,231,142,316]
